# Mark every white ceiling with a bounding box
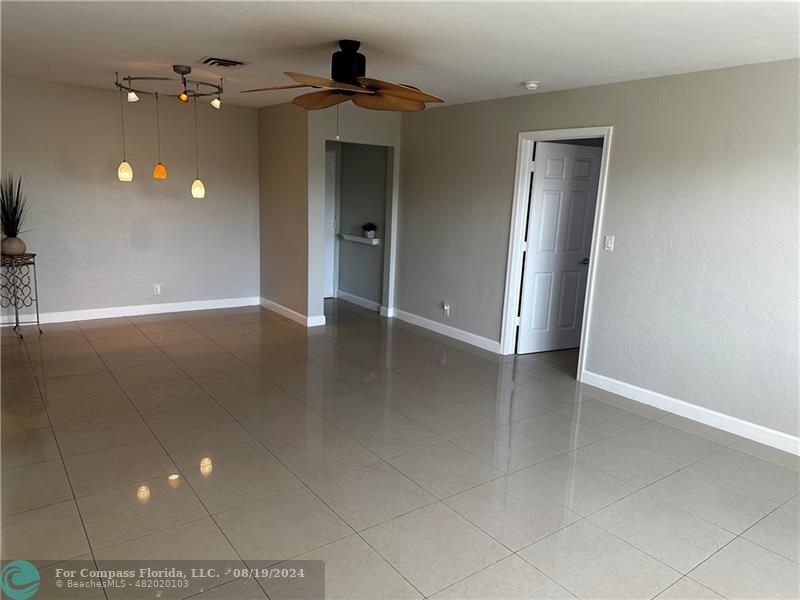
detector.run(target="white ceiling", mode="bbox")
[2,2,798,108]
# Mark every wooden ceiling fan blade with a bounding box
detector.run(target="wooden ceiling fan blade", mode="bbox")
[357,77,443,103]
[292,90,351,110]
[284,71,370,93]
[352,93,425,112]
[240,83,309,93]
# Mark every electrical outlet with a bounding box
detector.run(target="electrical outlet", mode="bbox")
[153,284,161,296]
[442,302,451,317]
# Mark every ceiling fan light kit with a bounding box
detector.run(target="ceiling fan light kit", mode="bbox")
[242,40,444,112]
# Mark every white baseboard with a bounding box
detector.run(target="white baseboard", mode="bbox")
[307,314,326,327]
[336,290,381,312]
[391,309,501,353]
[380,305,395,318]
[260,298,326,327]
[581,370,800,456]
[1,296,260,325]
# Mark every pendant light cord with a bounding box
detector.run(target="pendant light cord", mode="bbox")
[116,72,127,160]
[193,90,199,179]
[154,92,162,161]
[336,98,341,140]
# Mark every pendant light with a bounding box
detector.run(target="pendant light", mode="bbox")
[191,93,205,198]
[152,93,168,179]
[116,72,133,182]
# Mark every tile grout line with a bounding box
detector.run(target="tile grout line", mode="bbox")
[21,327,112,600]
[120,310,296,599]
[120,308,428,598]
[11,306,796,599]
[185,312,432,598]
[42,313,274,597]
[17,310,692,597]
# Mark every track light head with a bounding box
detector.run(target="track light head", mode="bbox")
[127,90,139,102]
[210,97,221,109]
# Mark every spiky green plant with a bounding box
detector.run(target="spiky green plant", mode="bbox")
[0,175,28,238]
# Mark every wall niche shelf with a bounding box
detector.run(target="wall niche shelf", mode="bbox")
[340,233,381,246]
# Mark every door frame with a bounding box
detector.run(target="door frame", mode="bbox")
[324,140,395,313]
[324,142,342,299]
[499,126,613,381]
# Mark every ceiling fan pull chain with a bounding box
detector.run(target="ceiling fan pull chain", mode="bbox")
[336,99,341,140]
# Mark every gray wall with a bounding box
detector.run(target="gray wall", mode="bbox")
[258,103,309,314]
[1,77,259,313]
[337,142,388,305]
[398,59,799,436]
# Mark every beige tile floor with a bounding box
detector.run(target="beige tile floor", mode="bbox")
[2,300,799,599]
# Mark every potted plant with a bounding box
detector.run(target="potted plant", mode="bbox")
[1,174,29,256]
[362,222,377,239]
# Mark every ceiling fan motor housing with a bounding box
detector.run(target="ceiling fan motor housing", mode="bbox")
[332,39,366,86]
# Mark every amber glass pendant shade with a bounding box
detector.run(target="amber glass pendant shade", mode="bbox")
[152,161,168,179]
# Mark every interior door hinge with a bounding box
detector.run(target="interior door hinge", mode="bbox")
[530,160,536,172]
[514,316,521,327]
[521,241,528,252]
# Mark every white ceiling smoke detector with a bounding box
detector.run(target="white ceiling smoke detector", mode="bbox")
[521,80,540,91]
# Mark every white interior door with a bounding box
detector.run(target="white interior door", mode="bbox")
[517,142,602,354]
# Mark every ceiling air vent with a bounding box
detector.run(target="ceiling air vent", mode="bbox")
[197,56,247,69]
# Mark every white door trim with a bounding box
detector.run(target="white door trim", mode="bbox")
[327,142,397,314]
[500,127,613,382]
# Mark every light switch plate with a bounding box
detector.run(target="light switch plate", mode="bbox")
[603,235,615,251]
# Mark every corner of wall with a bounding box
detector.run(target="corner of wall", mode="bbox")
[258,103,310,315]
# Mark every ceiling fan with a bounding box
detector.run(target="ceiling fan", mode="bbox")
[241,40,443,112]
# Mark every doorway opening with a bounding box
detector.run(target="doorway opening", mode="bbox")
[500,127,613,380]
[323,141,392,313]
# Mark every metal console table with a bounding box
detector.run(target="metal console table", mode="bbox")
[1,253,41,337]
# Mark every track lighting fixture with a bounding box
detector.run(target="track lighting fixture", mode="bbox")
[115,65,221,103]
[112,66,222,194]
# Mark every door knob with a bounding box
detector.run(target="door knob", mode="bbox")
[579,257,590,265]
